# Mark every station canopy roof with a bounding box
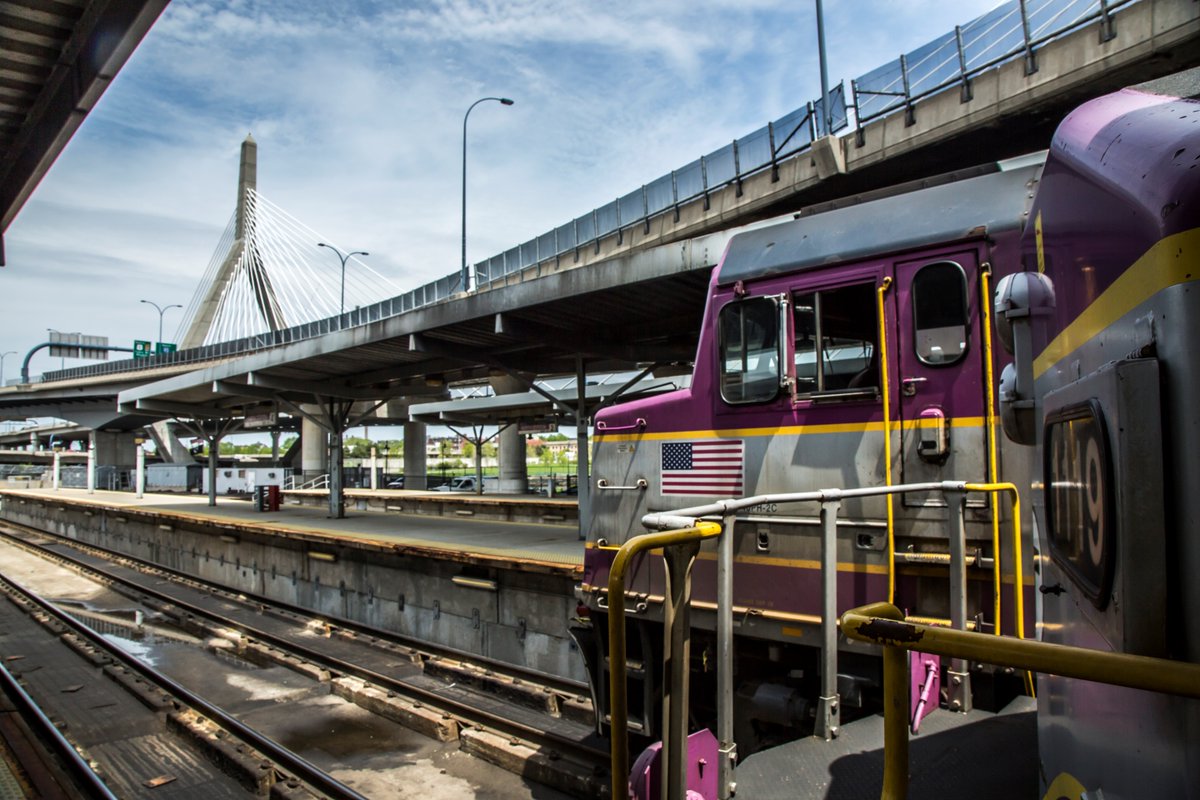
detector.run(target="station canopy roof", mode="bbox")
[409,376,689,428]
[1,0,168,258]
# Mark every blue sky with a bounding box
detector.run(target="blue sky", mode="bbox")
[2,0,1002,388]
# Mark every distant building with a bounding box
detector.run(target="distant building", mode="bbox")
[527,437,577,458]
[427,436,467,458]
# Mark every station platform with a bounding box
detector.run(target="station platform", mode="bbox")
[0,487,584,572]
[735,695,1037,799]
[290,486,579,525]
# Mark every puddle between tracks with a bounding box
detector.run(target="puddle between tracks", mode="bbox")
[0,539,573,798]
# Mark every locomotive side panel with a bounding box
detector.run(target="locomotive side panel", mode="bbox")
[1015,85,1200,798]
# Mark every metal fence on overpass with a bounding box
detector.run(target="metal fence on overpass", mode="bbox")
[32,0,1143,387]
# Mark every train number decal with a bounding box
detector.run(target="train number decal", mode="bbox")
[1043,400,1115,609]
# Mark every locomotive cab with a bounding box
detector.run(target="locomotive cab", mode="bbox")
[577,162,1044,750]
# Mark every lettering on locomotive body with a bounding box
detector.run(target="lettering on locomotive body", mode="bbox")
[1044,399,1114,609]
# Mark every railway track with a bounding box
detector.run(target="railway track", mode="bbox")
[0,567,364,799]
[0,656,116,799]
[0,519,609,797]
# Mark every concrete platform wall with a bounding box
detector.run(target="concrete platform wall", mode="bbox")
[285,489,578,525]
[0,495,586,682]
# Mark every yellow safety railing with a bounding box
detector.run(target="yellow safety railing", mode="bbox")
[603,479,1025,798]
[840,602,1200,800]
[606,522,722,800]
[962,481,1025,640]
[979,265,1002,634]
[876,277,896,603]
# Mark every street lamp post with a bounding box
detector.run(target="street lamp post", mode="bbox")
[317,243,368,316]
[461,96,514,293]
[140,300,182,347]
[0,351,15,386]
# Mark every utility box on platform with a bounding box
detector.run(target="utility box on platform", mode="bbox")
[202,467,288,495]
[146,464,203,492]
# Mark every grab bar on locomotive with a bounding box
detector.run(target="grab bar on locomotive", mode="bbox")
[595,418,647,433]
[631,479,1023,799]
[596,477,648,491]
[840,602,1200,800]
[607,521,722,800]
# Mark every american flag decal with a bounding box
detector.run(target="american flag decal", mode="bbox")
[661,440,744,496]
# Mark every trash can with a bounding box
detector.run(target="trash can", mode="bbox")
[253,486,268,512]
[267,485,281,512]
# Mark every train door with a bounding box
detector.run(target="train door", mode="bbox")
[892,249,987,505]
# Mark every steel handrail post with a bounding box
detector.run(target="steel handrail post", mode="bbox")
[944,488,971,712]
[816,499,842,739]
[717,512,736,799]
[607,523,722,800]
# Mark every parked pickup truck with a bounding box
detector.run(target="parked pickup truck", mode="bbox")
[433,475,497,492]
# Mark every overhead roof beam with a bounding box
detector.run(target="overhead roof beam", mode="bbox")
[212,379,279,401]
[409,332,590,377]
[121,399,245,420]
[496,312,693,364]
[494,313,645,363]
[246,371,396,401]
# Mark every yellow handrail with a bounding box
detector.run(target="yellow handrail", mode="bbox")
[979,265,1002,636]
[841,602,1200,800]
[963,482,1025,641]
[607,522,722,800]
[876,277,896,603]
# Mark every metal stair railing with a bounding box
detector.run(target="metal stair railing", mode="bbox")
[284,473,328,491]
[607,478,1025,800]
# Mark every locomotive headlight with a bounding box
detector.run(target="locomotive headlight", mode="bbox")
[993,271,1056,355]
[999,362,1036,444]
[994,272,1056,445]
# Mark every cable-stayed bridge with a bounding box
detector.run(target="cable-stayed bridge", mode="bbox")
[175,136,402,348]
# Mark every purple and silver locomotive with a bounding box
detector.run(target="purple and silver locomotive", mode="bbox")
[572,73,1200,797]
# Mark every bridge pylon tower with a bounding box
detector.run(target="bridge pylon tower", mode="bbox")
[180,134,286,349]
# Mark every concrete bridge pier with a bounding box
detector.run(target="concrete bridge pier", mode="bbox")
[490,375,528,494]
[91,430,139,467]
[300,416,328,484]
[403,419,427,490]
[148,420,195,464]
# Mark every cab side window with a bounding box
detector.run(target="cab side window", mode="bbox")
[912,261,969,365]
[719,298,781,404]
[793,283,878,396]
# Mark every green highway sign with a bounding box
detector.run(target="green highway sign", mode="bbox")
[156,342,177,355]
[133,340,152,359]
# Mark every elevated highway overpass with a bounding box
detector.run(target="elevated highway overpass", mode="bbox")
[1,0,1197,517]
